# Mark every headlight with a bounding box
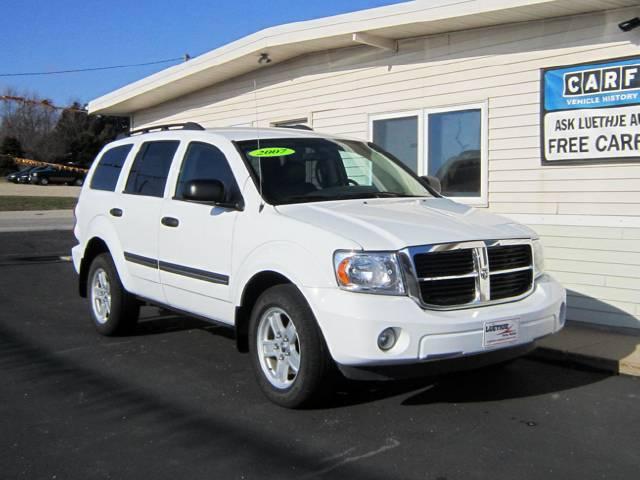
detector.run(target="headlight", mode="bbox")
[334,251,405,295]
[532,239,545,278]
[32,173,38,177]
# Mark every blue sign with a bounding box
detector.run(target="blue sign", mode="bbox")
[544,57,640,111]
[541,57,640,164]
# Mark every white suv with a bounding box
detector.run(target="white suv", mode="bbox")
[72,123,566,407]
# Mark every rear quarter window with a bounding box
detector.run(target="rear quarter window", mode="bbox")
[90,144,133,191]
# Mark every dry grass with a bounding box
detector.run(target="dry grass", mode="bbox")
[0,196,77,211]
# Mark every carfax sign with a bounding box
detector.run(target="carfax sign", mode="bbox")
[542,56,640,163]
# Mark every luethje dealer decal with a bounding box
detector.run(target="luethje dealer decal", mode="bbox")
[541,56,640,163]
[248,147,296,157]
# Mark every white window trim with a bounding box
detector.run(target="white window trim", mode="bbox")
[424,102,488,207]
[368,104,488,207]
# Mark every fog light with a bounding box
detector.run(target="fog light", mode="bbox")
[559,302,567,327]
[377,328,397,351]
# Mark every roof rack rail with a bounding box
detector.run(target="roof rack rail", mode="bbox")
[275,124,313,131]
[126,122,205,137]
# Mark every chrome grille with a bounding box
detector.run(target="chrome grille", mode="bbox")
[487,244,531,270]
[419,276,476,306]
[414,249,474,278]
[402,240,535,309]
[490,269,533,300]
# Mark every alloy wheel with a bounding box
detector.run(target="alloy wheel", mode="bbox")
[256,307,301,389]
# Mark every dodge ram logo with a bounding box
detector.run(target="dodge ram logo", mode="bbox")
[480,267,489,280]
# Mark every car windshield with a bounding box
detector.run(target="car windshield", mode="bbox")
[236,138,433,205]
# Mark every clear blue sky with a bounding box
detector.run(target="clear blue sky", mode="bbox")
[0,0,406,107]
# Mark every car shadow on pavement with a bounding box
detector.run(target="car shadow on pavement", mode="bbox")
[130,308,612,410]
[399,359,610,406]
[322,358,611,409]
[132,307,235,341]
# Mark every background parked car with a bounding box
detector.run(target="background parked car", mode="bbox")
[30,166,85,186]
[14,166,41,184]
[6,166,33,183]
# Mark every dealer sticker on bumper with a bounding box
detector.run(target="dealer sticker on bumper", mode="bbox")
[483,319,519,348]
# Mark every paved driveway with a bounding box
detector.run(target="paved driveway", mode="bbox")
[1,231,639,480]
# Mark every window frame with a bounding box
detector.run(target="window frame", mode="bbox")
[368,103,488,207]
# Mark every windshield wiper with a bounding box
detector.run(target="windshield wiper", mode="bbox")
[367,192,425,198]
[277,195,335,204]
[279,192,427,204]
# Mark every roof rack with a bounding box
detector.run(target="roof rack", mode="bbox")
[125,122,205,137]
[275,124,313,131]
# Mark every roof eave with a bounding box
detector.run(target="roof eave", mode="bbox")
[88,0,637,115]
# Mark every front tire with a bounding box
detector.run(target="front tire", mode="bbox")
[39,178,49,185]
[87,253,139,336]
[249,284,333,408]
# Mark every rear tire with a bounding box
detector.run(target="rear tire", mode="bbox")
[74,178,84,186]
[87,253,139,336]
[249,284,334,408]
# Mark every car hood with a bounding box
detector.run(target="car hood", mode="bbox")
[276,198,535,250]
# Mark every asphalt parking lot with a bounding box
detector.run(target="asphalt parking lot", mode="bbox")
[1,231,639,480]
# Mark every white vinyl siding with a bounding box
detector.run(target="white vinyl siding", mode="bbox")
[132,6,640,329]
[527,223,640,329]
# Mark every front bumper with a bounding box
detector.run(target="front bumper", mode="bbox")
[337,342,537,380]
[304,274,566,367]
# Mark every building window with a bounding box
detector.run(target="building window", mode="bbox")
[370,112,419,172]
[425,103,487,205]
[369,105,487,205]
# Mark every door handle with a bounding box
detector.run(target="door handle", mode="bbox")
[161,216,180,228]
[110,208,123,217]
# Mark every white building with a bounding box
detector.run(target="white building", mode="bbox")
[89,0,640,330]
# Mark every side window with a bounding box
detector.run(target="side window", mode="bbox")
[175,142,240,201]
[124,141,179,197]
[90,144,133,191]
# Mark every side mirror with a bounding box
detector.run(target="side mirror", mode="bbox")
[182,179,244,210]
[421,175,442,195]
[183,179,225,203]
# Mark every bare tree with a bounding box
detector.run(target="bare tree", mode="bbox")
[0,87,60,161]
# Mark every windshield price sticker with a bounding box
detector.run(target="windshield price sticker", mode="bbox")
[541,56,640,163]
[248,147,296,157]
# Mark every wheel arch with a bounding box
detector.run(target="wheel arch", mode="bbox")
[78,237,111,297]
[235,270,293,352]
